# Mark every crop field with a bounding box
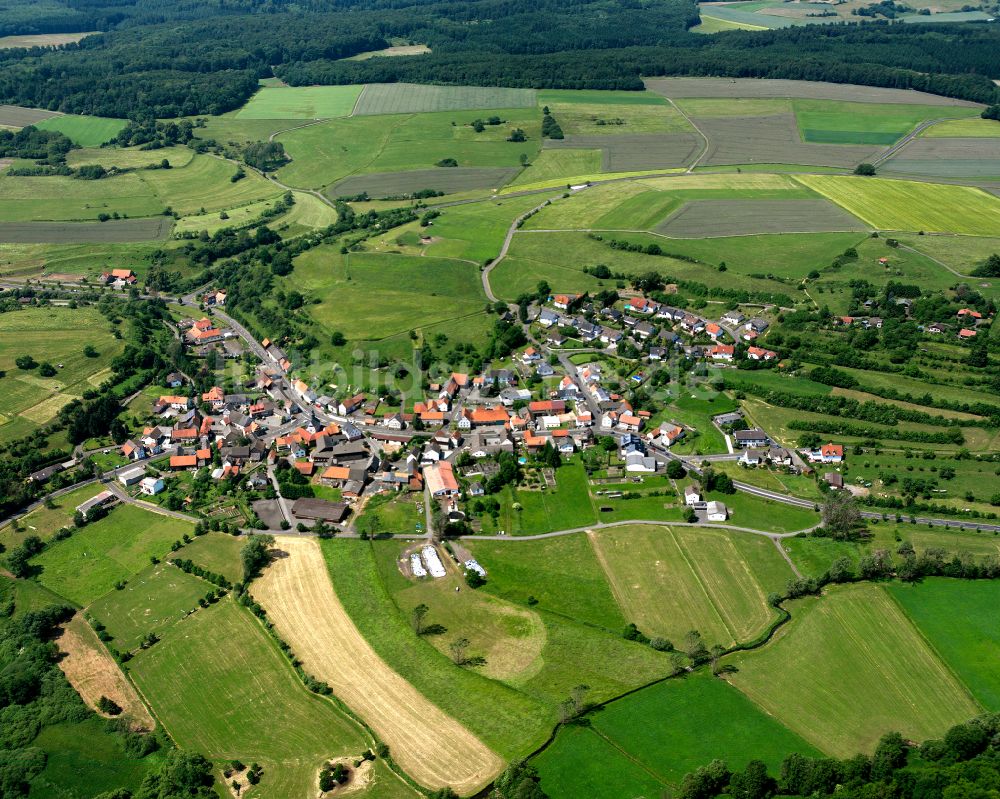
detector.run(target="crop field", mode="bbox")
[696,114,882,167]
[235,84,364,118]
[544,132,701,171]
[888,579,1000,710]
[330,166,520,199]
[88,562,213,650]
[67,144,195,170]
[31,504,194,606]
[0,32,97,48]
[253,537,504,792]
[588,525,787,647]
[693,13,767,31]
[136,153,281,215]
[347,44,432,60]
[725,583,981,757]
[925,118,1000,138]
[34,114,128,146]
[654,198,868,237]
[692,3,801,27]
[290,248,485,341]
[0,218,173,243]
[0,103,60,127]
[130,597,368,797]
[353,83,536,115]
[797,174,1000,235]
[56,613,155,728]
[675,97,792,118]
[536,672,821,797]
[0,306,123,441]
[644,77,980,106]
[793,100,976,145]
[881,137,1000,180]
[540,97,691,136]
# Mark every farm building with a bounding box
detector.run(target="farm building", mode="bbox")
[76,490,115,520]
[118,466,146,486]
[706,501,728,521]
[291,498,350,523]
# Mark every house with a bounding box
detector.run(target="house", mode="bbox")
[713,411,744,427]
[468,482,485,497]
[734,428,769,448]
[100,268,137,285]
[617,413,643,433]
[76,490,115,520]
[29,463,65,484]
[529,399,565,417]
[705,322,722,338]
[165,372,185,388]
[957,308,983,320]
[170,454,198,470]
[722,311,745,326]
[706,500,728,521]
[118,466,146,487]
[158,395,191,411]
[656,422,685,447]
[202,386,225,407]
[521,347,541,364]
[625,449,657,472]
[747,346,778,362]
[633,321,655,339]
[552,294,576,310]
[338,393,366,415]
[746,318,769,334]
[425,461,460,497]
[684,485,701,506]
[140,476,165,496]
[468,407,510,427]
[536,361,555,378]
[709,344,735,361]
[821,443,844,463]
[959,328,978,339]
[740,448,765,467]
[538,309,560,327]
[291,498,349,523]
[768,446,793,467]
[824,472,844,490]
[926,323,946,335]
[625,297,657,315]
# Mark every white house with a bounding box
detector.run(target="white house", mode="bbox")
[140,476,165,496]
[684,485,701,506]
[706,500,728,521]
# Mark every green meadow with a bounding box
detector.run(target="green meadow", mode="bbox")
[35,114,128,146]
[235,84,364,119]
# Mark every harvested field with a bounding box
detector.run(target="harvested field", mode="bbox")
[347,44,431,60]
[544,132,701,171]
[330,167,520,198]
[654,198,868,238]
[695,113,882,167]
[0,104,60,127]
[0,218,172,243]
[644,78,981,106]
[354,83,536,115]
[881,137,1000,179]
[57,614,155,729]
[0,32,97,48]
[252,537,503,794]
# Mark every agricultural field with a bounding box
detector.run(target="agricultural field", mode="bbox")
[0,218,173,243]
[235,84,364,119]
[881,137,1000,180]
[544,132,701,172]
[0,483,109,551]
[725,583,981,756]
[34,114,128,146]
[353,83,537,115]
[0,171,165,221]
[347,44,432,60]
[692,13,767,31]
[654,198,868,237]
[31,503,194,605]
[0,306,124,442]
[330,166,520,199]
[793,99,977,145]
[67,144,195,170]
[136,153,281,215]
[925,117,1000,137]
[0,103,60,127]
[0,32,98,48]
[129,596,370,797]
[173,531,244,583]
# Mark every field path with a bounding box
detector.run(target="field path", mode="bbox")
[663,98,711,173]
[252,537,503,794]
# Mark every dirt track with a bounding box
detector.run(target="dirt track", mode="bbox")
[252,538,503,794]
[57,613,155,729]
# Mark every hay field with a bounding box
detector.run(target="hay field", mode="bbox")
[693,14,767,31]
[925,118,1000,138]
[236,85,364,119]
[136,153,281,215]
[0,32,97,48]
[0,104,60,127]
[654,198,868,237]
[726,583,981,757]
[881,137,1000,179]
[67,144,194,170]
[508,149,601,186]
[130,597,368,797]
[354,83,536,115]
[589,525,787,647]
[34,115,127,147]
[0,218,172,243]
[541,98,691,136]
[794,99,977,145]
[797,174,1000,234]
[251,537,504,793]
[0,171,164,221]
[56,613,155,728]
[645,77,981,106]
[544,132,701,171]
[330,166,519,199]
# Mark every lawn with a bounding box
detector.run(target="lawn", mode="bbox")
[235,84,364,118]
[355,492,424,535]
[888,578,1000,710]
[353,84,536,115]
[129,597,368,798]
[0,306,124,442]
[589,525,788,647]
[725,583,981,757]
[34,114,128,146]
[31,504,194,606]
[796,175,1000,235]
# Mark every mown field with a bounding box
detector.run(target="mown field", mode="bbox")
[235,84,364,119]
[725,583,981,757]
[34,114,128,146]
[353,84,537,115]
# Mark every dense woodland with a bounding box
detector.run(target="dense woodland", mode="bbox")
[0,0,995,116]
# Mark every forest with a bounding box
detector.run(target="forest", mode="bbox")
[0,0,996,116]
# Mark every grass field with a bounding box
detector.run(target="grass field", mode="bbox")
[136,153,281,215]
[253,537,503,793]
[0,484,108,551]
[0,306,123,441]
[0,218,172,243]
[418,193,543,263]
[888,579,1000,711]
[67,144,195,170]
[235,85,364,118]
[793,100,977,146]
[901,233,1000,275]
[925,118,1000,138]
[509,149,601,186]
[796,175,1000,235]
[0,171,164,221]
[589,525,788,647]
[130,596,368,797]
[32,504,193,606]
[353,84,536,115]
[693,13,767,31]
[34,114,128,147]
[726,583,981,757]
[347,44,432,60]
[0,32,97,48]
[545,132,701,172]
[174,532,244,583]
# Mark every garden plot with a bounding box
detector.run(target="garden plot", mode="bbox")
[354,83,536,115]
[644,77,981,106]
[329,166,520,198]
[654,198,868,238]
[0,218,173,243]
[544,132,701,171]
[881,137,1000,180]
[696,113,882,168]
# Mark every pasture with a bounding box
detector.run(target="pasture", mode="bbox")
[888,579,1000,710]
[88,562,213,650]
[0,103,60,127]
[31,503,194,606]
[0,305,123,441]
[353,83,536,115]
[253,537,504,792]
[136,153,281,215]
[67,144,195,170]
[129,596,368,798]
[725,583,981,757]
[0,218,172,243]
[509,149,601,186]
[34,114,127,146]
[0,484,108,551]
[588,525,787,647]
[235,84,364,119]
[796,175,1000,235]
[419,193,543,263]
[174,532,243,583]
[0,171,165,221]
[654,198,868,237]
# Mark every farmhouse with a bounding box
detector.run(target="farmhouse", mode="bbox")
[100,268,137,285]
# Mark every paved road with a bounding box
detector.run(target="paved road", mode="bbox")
[481,195,565,302]
[462,518,817,542]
